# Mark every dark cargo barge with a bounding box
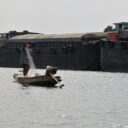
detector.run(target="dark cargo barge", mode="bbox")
[100,40,128,72]
[101,22,128,72]
[1,22,128,72]
[0,32,105,70]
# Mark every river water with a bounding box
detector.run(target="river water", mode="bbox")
[0,68,128,128]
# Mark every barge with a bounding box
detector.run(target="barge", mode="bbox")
[1,22,128,72]
[101,22,128,72]
[0,32,106,70]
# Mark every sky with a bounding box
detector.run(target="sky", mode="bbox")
[0,0,128,34]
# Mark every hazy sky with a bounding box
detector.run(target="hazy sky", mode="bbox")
[0,0,128,34]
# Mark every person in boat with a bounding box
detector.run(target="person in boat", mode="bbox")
[20,43,33,76]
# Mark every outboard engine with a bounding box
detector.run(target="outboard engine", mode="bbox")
[45,66,58,76]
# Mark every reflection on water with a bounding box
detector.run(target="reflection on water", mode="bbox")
[0,68,128,128]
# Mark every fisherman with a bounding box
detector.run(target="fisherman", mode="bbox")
[20,43,33,76]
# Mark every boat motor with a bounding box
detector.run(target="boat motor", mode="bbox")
[45,66,58,76]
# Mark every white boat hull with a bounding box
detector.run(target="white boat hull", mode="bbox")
[13,74,62,86]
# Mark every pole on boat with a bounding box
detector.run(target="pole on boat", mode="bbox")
[50,73,64,88]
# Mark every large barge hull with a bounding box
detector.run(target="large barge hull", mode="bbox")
[100,41,128,72]
[0,41,101,70]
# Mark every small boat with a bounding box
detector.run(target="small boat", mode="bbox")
[13,66,62,87]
